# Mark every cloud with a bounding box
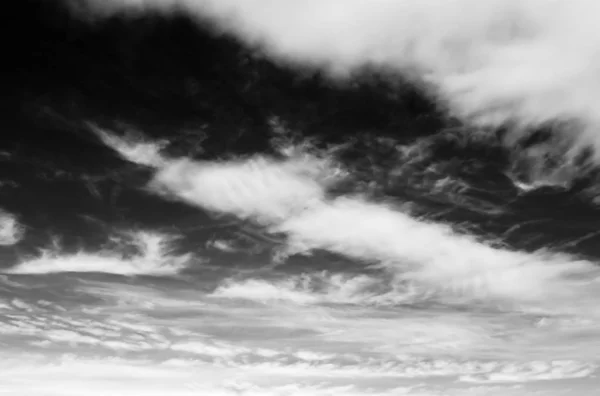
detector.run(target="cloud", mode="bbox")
[0,354,439,396]
[0,210,24,246]
[149,155,334,224]
[75,0,600,167]
[92,125,167,167]
[211,272,419,306]
[3,262,597,395]
[274,197,599,303]
[87,128,600,310]
[3,230,192,276]
[141,146,598,305]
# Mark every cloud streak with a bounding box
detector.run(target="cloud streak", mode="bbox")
[3,230,192,276]
[154,155,598,305]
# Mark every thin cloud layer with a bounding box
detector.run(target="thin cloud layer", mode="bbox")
[1,279,597,394]
[211,272,407,305]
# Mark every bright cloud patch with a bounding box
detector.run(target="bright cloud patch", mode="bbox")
[0,210,24,246]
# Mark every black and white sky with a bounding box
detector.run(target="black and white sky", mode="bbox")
[3,1,600,395]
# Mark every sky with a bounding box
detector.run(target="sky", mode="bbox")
[3,1,600,395]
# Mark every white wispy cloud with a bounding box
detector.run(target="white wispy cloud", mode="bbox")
[138,145,598,306]
[149,155,337,224]
[274,197,598,303]
[3,230,192,276]
[92,125,167,167]
[211,272,418,306]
